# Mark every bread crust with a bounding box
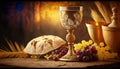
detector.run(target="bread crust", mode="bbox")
[23,35,66,55]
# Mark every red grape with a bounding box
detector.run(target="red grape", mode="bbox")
[56,54,61,58]
[88,55,93,61]
[85,46,89,50]
[53,47,68,61]
[53,56,59,61]
[75,44,98,62]
[84,49,92,56]
[91,46,97,54]
[60,52,66,56]
[64,48,68,52]
[92,54,98,61]
[54,49,60,54]
[61,48,68,54]
[79,54,84,60]
[76,50,82,55]
[82,56,90,62]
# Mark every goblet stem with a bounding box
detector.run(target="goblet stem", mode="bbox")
[66,29,76,56]
[59,29,79,61]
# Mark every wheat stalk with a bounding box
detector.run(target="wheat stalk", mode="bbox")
[95,1,111,24]
[5,39,17,52]
[0,38,27,58]
[14,41,22,52]
[4,38,25,52]
[20,45,25,51]
[0,49,7,52]
[0,52,29,58]
[1,43,10,52]
[90,8,105,22]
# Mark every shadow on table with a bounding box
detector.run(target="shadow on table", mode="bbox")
[87,62,120,68]
[0,62,120,68]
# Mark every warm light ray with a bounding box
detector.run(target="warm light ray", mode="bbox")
[34,2,40,22]
[96,22,99,26]
[40,2,77,26]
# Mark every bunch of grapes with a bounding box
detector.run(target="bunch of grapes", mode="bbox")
[76,44,98,62]
[74,40,93,51]
[44,40,118,61]
[53,47,68,61]
[74,40,118,61]
[95,42,118,60]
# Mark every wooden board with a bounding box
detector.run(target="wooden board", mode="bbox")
[0,58,120,68]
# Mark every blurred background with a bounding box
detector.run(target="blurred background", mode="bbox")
[0,1,119,50]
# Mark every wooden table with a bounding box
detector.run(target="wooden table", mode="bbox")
[0,58,120,68]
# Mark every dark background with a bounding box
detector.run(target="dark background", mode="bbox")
[0,1,118,50]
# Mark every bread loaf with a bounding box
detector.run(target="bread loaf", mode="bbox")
[23,35,66,55]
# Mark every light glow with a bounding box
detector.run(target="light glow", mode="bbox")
[95,22,99,26]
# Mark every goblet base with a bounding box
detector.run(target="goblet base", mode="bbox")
[59,52,79,62]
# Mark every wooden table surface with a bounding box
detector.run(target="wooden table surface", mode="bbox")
[0,58,120,68]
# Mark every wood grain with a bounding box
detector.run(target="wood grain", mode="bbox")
[0,58,120,68]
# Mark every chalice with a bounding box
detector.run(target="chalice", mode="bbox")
[59,6,83,61]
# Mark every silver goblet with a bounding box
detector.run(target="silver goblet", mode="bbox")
[59,6,83,61]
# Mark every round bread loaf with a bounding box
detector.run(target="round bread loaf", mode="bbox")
[23,35,66,55]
